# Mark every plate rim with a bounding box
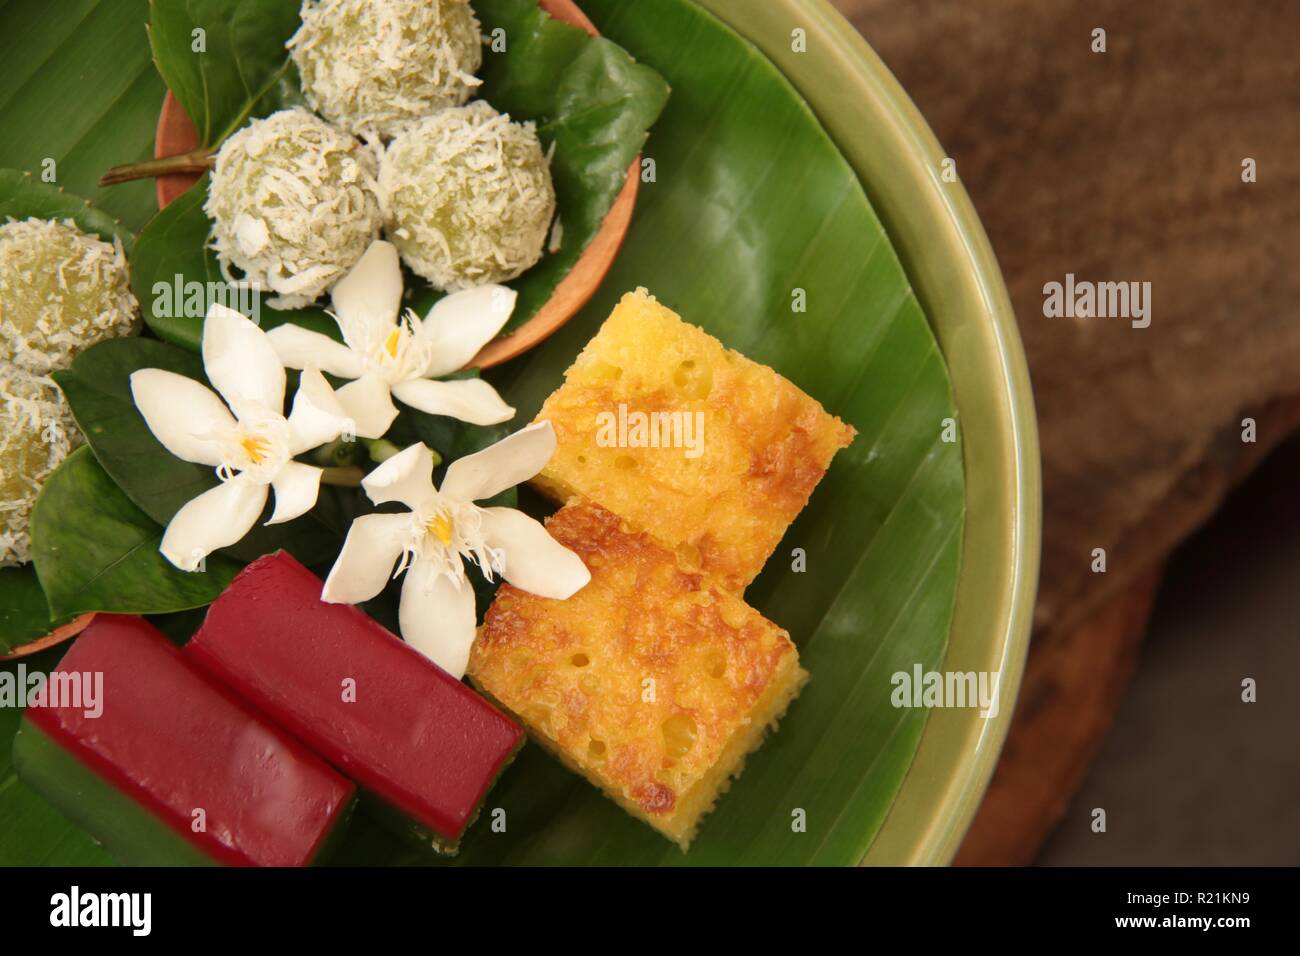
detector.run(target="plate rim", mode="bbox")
[690,0,1041,864]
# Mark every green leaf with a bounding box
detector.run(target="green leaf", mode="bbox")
[0,168,134,249]
[148,0,306,146]
[53,340,211,523]
[123,174,219,348]
[0,0,165,232]
[30,446,241,618]
[52,335,346,565]
[133,0,669,350]
[0,567,53,655]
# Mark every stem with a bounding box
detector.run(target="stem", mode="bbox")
[98,148,214,187]
[320,466,365,488]
[365,438,402,464]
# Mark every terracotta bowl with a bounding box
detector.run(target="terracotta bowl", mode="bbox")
[0,613,95,661]
[154,0,638,370]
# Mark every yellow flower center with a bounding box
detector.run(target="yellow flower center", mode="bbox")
[384,328,402,359]
[427,513,454,546]
[241,435,269,463]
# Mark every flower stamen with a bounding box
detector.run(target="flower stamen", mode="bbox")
[428,512,454,545]
[241,434,269,463]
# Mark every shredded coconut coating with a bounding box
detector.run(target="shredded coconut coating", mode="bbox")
[0,372,80,567]
[289,0,483,141]
[379,101,556,291]
[0,217,138,376]
[205,109,382,309]
[0,217,136,566]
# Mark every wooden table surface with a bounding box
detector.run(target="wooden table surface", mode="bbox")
[828,0,1300,863]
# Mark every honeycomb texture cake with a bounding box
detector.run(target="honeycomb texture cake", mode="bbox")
[468,500,808,849]
[531,289,855,593]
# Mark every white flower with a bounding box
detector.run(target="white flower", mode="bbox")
[322,421,590,678]
[266,239,517,439]
[130,304,352,572]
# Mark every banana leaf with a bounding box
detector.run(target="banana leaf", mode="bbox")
[370,0,964,867]
[0,0,164,232]
[0,0,964,866]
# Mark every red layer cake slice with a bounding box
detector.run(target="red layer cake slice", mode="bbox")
[15,614,356,866]
[185,551,524,853]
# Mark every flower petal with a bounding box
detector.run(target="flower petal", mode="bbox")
[336,373,399,440]
[441,420,556,503]
[266,461,323,525]
[130,368,235,466]
[361,442,437,510]
[267,324,363,378]
[399,560,476,679]
[202,303,286,416]
[331,239,403,352]
[287,367,350,454]
[160,479,268,571]
[420,285,517,377]
[479,507,591,599]
[321,512,412,604]
[390,377,515,427]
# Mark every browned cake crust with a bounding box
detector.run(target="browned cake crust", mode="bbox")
[469,500,808,848]
[531,289,855,593]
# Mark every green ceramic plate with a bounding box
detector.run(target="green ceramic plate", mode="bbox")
[691,0,1041,864]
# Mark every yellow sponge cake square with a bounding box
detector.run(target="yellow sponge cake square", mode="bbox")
[531,289,855,593]
[468,501,807,849]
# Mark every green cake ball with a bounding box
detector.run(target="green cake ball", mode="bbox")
[289,0,483,141]
[205,109,382,309]
[0,217,137,374]
[379,101,557,291]
[0,216,136,566]
[0,375,79,567]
